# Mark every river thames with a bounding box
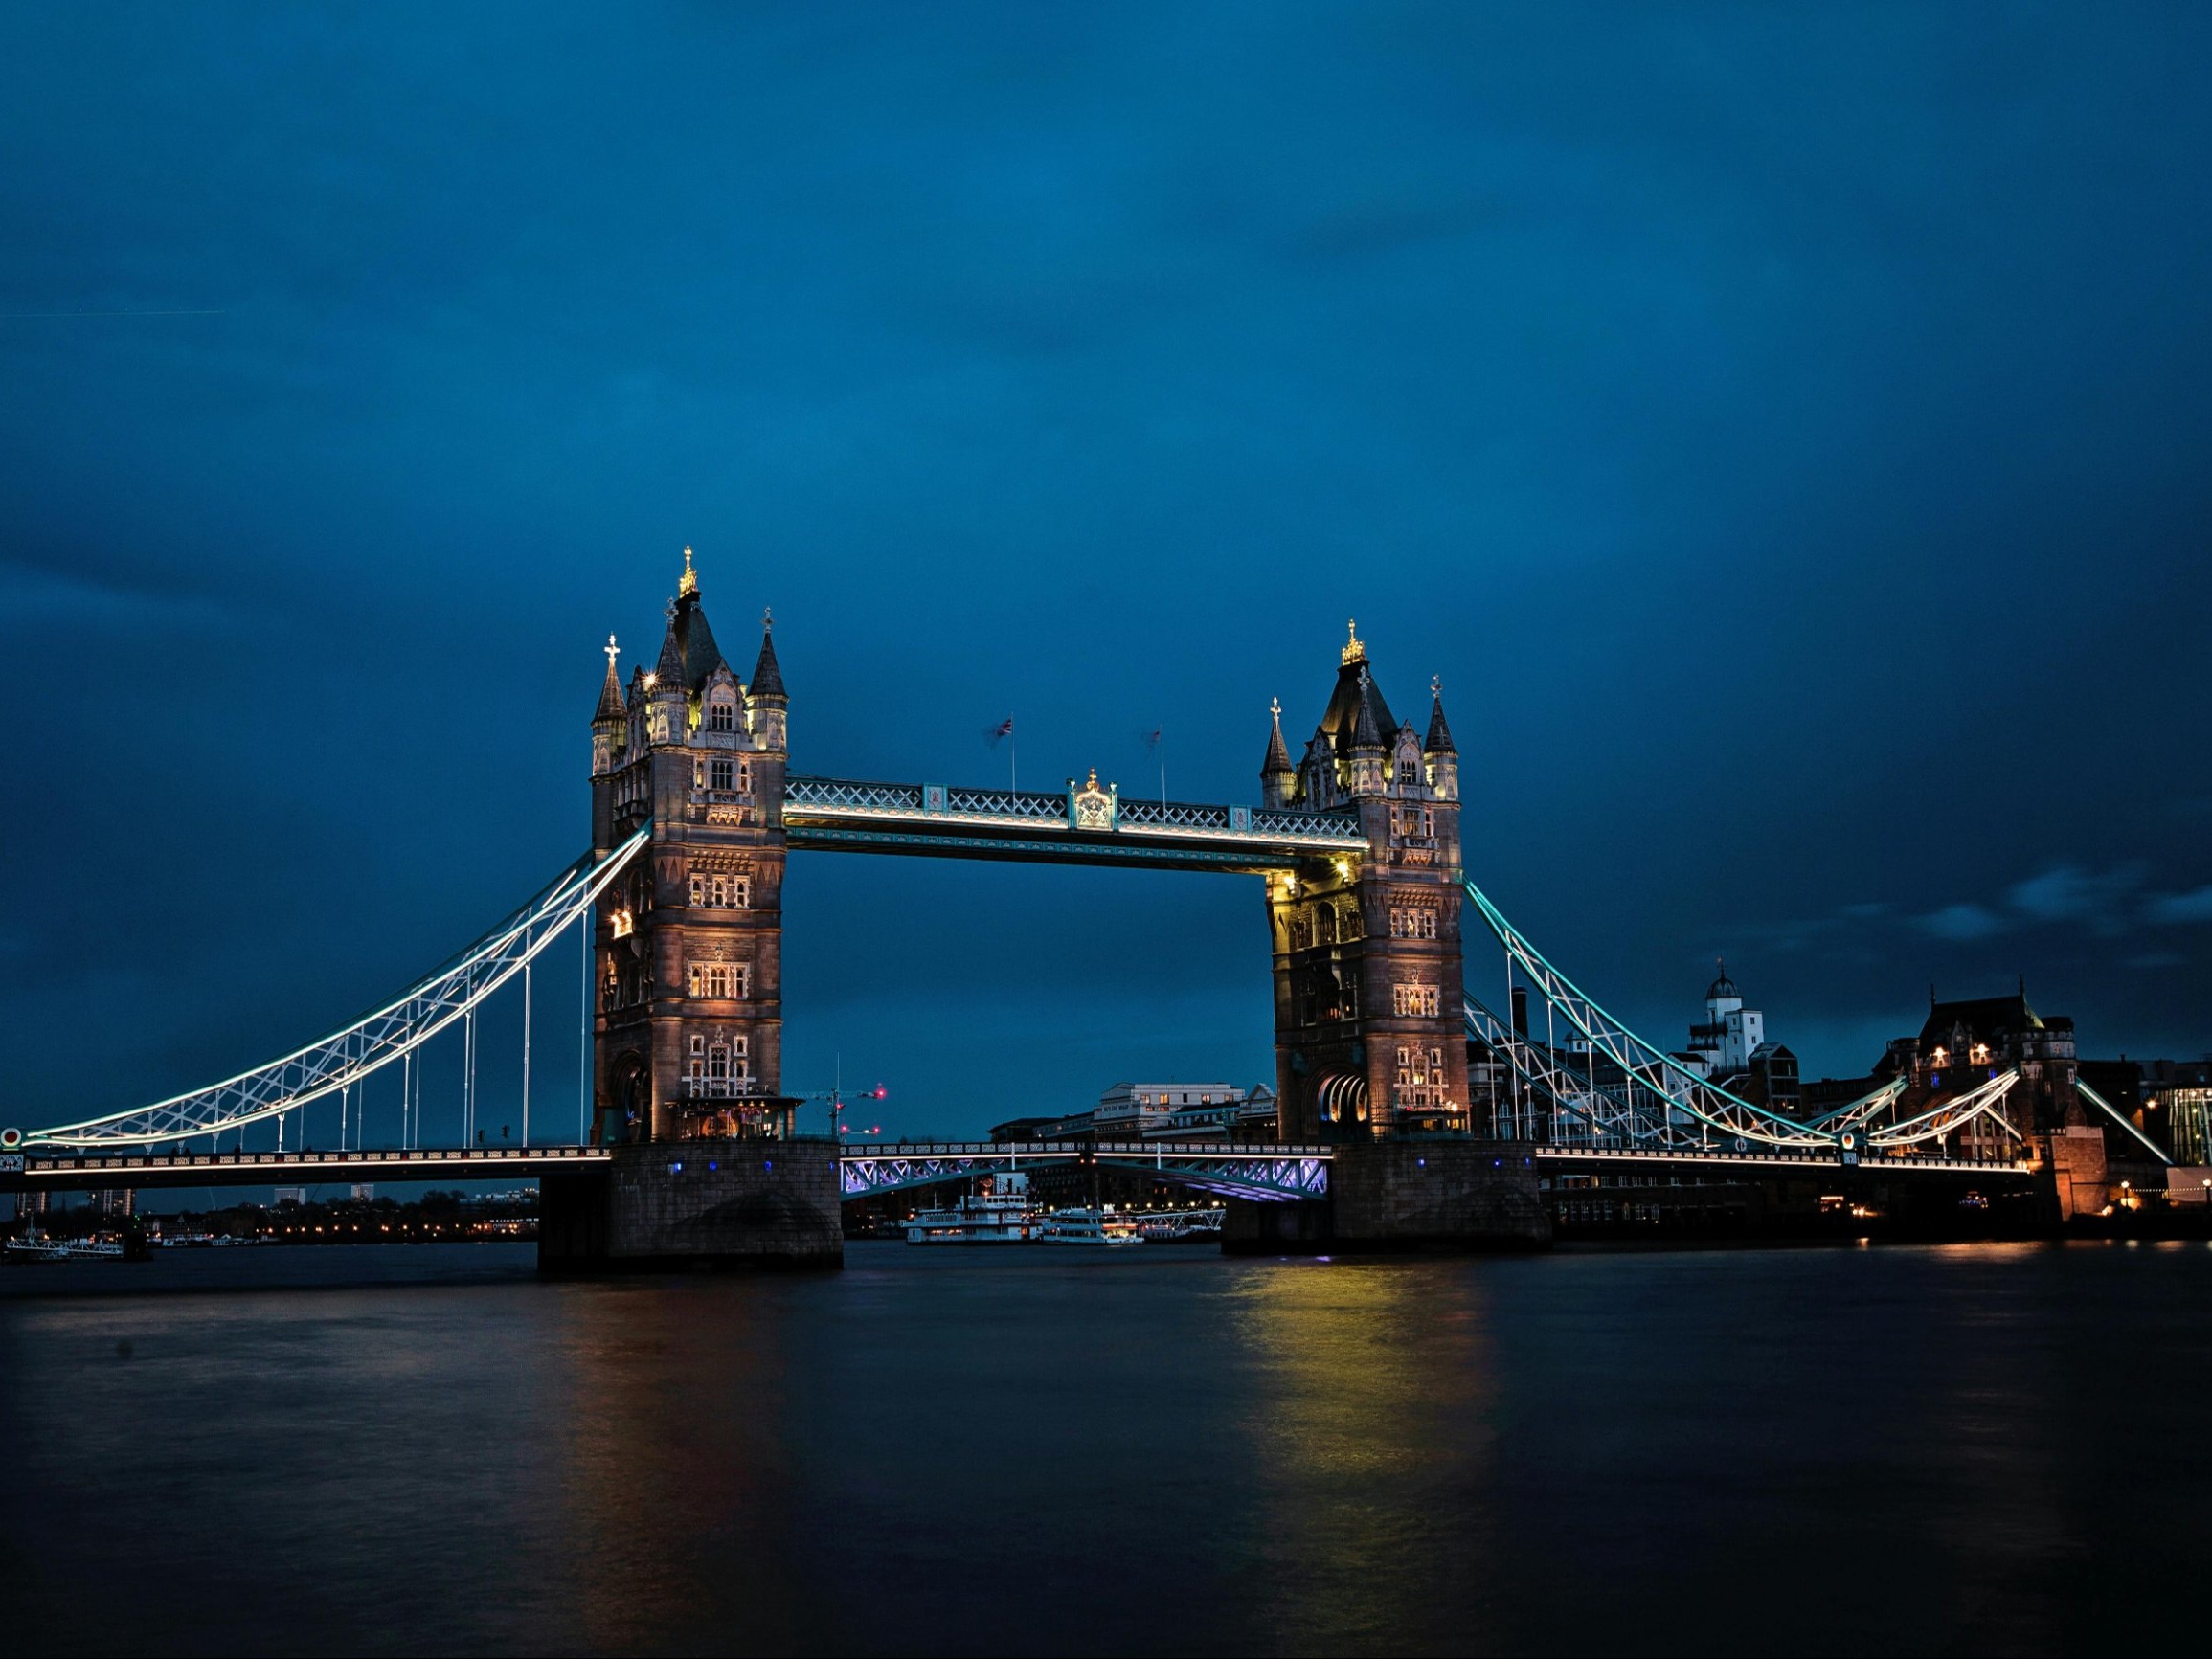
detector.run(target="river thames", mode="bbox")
[2,1241,2206,1656]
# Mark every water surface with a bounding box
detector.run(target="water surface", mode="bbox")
[2,1241,2204,1656]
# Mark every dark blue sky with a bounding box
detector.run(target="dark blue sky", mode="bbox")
[5,2,2210,1144]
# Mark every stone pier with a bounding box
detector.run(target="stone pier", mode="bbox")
[540,1139,843,1272]
[1224,1139,1549,1252]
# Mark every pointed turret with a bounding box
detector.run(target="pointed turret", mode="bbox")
[749,608,787,752]
[1423,676,1456,755]
[1352,668,1386,751]
[1260,696,1297,808]
[643,593,688,748]
[593,634,627,724]
[1348,667,1389,796]
[653,612,688,688]
[1423,675,1457,799]
[591,634,627,783]
[750,608,786,702]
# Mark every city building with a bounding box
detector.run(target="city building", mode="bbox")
[989,1082,1279,1144]
[1671,963,1798,1113]
[1800,986,2104,1162]
[2142,1058,2212,1164]
[1682,962,1763,1080]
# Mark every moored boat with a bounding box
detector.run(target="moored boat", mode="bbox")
[904,1173,1041,1244]
[1135,1207,1226,1242]
[1039,1206,1143,1246]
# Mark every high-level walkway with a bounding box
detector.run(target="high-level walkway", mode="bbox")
[783,775,1365,872]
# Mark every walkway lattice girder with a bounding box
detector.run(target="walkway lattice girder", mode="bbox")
[838,1142,1332,1203]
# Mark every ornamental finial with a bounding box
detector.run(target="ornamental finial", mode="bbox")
[1431,673,1441,699]
[679,545,698,598]
[1270,695,1282,721]
[605,633,620,670]
[1342,617,1366,664]
[762,605,773,632]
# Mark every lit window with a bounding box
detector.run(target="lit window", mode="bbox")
[687,963,746,999]
[1391,984,1441,1018]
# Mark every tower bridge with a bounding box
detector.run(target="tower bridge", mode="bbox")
[3,549,2145,1264]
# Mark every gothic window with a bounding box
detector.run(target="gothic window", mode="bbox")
[1397,756,1418,783]
[687,962,746,999]
[1289,915,1313,952]
[1388,907,1438,940]
[1391,983,1441,1018]
[708,698,734,732]
[688,871,753,909]
[1316,908,1337,947]
[711,758,734,792]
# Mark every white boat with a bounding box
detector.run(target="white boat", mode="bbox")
[1039,1206,1144,1246]
[904,1173,1041,1244]
[1135,1207,1226,1242]
[4,1228,124,1264]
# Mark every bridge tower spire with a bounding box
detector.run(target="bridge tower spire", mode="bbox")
[1263,624,1470,1141]
[589,548,792,1145]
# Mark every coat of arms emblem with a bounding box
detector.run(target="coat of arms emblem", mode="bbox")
[1069,767,1117,832]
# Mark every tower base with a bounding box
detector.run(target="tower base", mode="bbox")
[540,1139,843,1272]
[1223,1139,1550,1253]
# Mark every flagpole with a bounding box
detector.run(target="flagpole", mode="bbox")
[1011,728,1017,795]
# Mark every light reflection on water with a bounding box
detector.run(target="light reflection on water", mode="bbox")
[2,1241,2207,1656]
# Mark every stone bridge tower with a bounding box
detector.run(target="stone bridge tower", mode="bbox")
[589,549,791,1143]
[1261,623,1468,1140]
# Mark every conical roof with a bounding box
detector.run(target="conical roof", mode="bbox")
[1424,683,1456,754]
[652,612,687,689]
[679,594,725,688]
[1318,657,1397,751]
[1261,698,1293,775]
[1350,669,1386,751]
[750,614,786,702]
[593,640,626,723]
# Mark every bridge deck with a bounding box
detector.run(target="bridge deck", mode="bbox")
[783,776,1365,873]
[1527,1145,2036,1176]
[0,1146,612,1193]
[2,1138,2034,1198]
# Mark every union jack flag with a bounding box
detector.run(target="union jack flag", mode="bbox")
[984,717,1014,746]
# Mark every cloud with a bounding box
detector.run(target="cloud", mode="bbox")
[2007,863,2146,935]
[2148,885,2212,925]
[1922,903,2007,941]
